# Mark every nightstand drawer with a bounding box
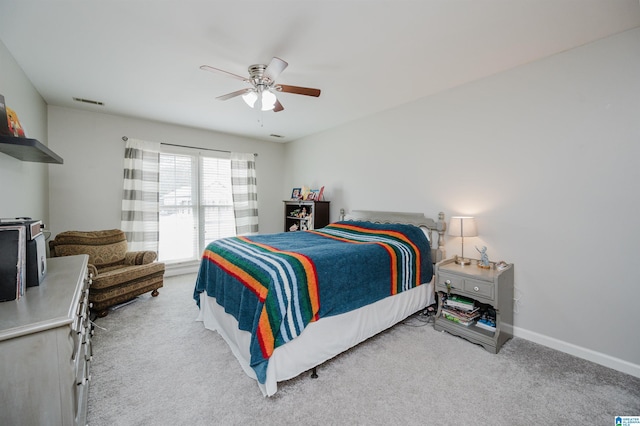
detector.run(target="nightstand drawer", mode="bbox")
[436,273,464,292]
[436,272,494,301]
[464,278,493,299]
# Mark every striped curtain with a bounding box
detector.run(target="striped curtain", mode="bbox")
[230,152,259,235]
[121,138,161,251]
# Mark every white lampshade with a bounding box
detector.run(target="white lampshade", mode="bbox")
[242,91,258,108]
[448,216,477,238]
[448,216,477,265]
[261,90,277,111]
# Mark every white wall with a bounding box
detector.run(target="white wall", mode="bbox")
[0,39,50,222]
[284,28,640,376]
[47,106,286,237]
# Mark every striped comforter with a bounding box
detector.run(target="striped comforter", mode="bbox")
[193,221,432,383]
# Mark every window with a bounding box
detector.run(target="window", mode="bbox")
[158,148,235,263]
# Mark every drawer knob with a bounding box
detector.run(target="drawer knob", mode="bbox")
[474,286,479,292]
[444,279,452,294]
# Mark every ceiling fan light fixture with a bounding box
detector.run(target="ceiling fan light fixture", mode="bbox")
[242,91,258,108]
[202,57,320,115]
[261,90,277,111]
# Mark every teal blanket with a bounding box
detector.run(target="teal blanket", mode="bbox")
[194,221,432,383]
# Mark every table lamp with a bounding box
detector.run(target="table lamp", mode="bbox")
[448,216,477,265]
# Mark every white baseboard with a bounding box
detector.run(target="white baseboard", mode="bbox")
[513,326,640,379]
[164,262,199,277]
[157,267,640,379]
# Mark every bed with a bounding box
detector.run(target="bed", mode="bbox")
[194,210,446,396]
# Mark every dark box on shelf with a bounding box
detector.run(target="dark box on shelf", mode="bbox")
[0,219,47,297]
[0,226,26,301]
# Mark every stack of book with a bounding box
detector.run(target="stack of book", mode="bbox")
[441,295,480,326]
[476,312,496,332]
[444,294,475,311]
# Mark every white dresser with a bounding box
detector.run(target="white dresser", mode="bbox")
[0,255,92,426]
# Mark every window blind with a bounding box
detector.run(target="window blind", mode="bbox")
[158,150,235,263]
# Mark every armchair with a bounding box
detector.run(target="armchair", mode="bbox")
[49,229,165,317]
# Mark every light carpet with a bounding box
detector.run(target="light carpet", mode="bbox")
[88,273,640,425]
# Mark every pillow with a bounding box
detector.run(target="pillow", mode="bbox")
[419,225,431,242]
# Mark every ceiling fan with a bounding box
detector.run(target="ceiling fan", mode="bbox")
[200,57,321,113]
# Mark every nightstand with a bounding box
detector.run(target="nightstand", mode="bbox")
[433,258,514,353]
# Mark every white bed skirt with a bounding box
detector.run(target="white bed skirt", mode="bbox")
[196,279,435,396]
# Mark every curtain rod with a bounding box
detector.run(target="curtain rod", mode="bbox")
[121,136,257,157]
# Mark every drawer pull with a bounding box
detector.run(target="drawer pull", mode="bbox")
[445,279,452,295]
[474,286,479,292]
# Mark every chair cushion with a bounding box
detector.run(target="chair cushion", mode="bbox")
[91,262,165,290]
[89,267,164,311]
[50,229,128,268]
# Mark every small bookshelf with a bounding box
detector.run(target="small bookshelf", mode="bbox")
[283,200,330,232]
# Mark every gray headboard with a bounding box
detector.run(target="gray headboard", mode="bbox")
[339,209,447,263]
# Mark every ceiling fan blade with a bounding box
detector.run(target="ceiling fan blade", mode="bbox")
[263,57,288,82]
[273,99,284,112]
[277,84,321,97]
[216,88,253,101]
[200,65,249,82]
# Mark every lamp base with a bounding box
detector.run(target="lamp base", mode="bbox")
[454,255,472,266]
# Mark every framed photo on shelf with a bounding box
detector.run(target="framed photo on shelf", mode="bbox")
[308,189,320,201]
[291,188,301,200]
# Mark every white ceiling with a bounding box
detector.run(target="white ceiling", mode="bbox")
[1,1,639,143]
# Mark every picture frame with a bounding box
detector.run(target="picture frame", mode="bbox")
[308,189,320,201]
[291,188,301,200]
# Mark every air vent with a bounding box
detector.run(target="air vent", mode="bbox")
[73,97,104,106]
[269,134,284,138]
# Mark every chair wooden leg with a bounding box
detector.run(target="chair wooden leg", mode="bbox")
[151,289,159,297]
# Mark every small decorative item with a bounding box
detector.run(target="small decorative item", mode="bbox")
[291,188,301,200]
[301,186,311,200]
[496,261,508,271]
[476,246,490,269]
[0,94,12,137]
[6,106,26,138]
[309,189,320,201]
[317,186,325,201]
[289,223,299,232]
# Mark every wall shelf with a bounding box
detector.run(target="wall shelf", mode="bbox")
[0,136,63,164]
